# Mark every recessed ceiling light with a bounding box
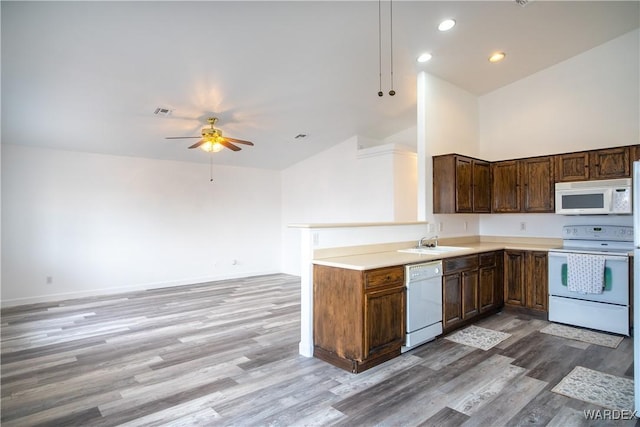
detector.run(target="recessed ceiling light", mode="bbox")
[438,19,456,32]
[417,53,432,63]
[488,52,506,63]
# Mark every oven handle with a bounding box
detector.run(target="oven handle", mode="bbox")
[548,251,629,263]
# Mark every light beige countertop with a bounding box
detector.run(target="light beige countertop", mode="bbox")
[312,236,562,271]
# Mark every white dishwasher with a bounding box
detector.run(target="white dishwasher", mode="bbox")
[401,260,443,353]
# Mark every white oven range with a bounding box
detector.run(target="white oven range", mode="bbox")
[548,225,632,336]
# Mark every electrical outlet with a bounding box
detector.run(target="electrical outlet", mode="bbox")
[438,222,444,232]
[312,232,319,246]
[46,276,53,284]
[520,222,527,231]
[428,223,435,233]
[463,221,468,231]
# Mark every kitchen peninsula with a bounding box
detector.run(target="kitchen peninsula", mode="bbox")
[311,235,560,373]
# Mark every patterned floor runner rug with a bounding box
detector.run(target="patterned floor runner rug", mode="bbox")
[552,366,634,411]
[444,325,511,351]
[540,323,624,348]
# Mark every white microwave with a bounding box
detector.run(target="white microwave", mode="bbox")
[555,178,632,215]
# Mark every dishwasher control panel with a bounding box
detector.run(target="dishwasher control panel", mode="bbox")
[406,261,443,282]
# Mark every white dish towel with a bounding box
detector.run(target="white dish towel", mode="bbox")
[567,253,605,294]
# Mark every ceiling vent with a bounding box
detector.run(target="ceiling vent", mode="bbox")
[153,107,173,117]
[515,0,531,6]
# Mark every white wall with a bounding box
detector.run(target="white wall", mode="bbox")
[424,73,480,158]
[479,29,639,161]
[417,72,482,235]
[477,29,639,237]
[280,136,418,275]
[281,136,418,224]
[1,144,282,305]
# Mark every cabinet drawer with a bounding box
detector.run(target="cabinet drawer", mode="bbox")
[443,255,479,273]
[479,252,497,268]
[365,267,404,290]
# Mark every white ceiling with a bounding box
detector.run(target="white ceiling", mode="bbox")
[2,1,639,170]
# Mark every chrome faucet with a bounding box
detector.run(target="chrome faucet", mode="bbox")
[418,235,438,248]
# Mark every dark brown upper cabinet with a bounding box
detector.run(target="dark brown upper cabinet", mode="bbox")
[556,146,630,182]
[630,144,640,163]
[555,152,590,182]
[433,154,491,214]
[491,160,521,213]
[433,144,635,214]
[521,156,554,213]
[589,146,630,180]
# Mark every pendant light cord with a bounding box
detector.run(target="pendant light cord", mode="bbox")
[376,0,396,97]
[377,0,383,97]
[389,0,395,96]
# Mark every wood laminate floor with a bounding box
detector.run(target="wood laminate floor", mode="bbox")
[1,273,636,426]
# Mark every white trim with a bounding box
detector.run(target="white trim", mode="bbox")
[356,143,417,160]
[0,269,282,308]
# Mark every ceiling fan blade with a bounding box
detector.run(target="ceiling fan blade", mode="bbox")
[219,140,242,151]
[225,137,254,146]
[165,136,201,139]
[188,140,207,149]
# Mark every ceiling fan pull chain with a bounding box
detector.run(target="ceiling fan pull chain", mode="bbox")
[388,0,395,96]
[210,152,214,182]
[377,0,383,97]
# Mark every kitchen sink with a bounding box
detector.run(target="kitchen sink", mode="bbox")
[397,246,471,255]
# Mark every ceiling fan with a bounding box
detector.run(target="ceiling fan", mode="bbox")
[165,117,254,153]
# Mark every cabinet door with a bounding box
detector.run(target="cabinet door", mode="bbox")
[313,265,364,361]
[522,157,554,213]
[462,270,479,319]
[479,266,497,312]
[455,157,473,213]
[364,286,405,358]
[630,145,640,163]
[555,152,590,182]
[492,161,521,213]
[479,251,501,313]
[443,273,463,330]
[590,147,630,179]
[504,250,526,306]
[433,155,455,214]
[526,252,548,312]
[473,160,491,213]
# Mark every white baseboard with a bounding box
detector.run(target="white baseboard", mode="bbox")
[1,269,282,308]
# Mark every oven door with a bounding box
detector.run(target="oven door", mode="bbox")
[548,251,629,305]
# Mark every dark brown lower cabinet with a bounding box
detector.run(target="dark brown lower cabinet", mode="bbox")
[443,273,464,329]
[503,249,548,312]
[443,251,503,333]
[479,251,504,312]
[313,264,405,373]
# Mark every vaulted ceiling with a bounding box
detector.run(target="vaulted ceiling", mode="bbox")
[2,1,639,170]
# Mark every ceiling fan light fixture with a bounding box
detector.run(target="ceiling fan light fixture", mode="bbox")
[438,19,456,31]
[200,140,223,153]
[417,52,432,63]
